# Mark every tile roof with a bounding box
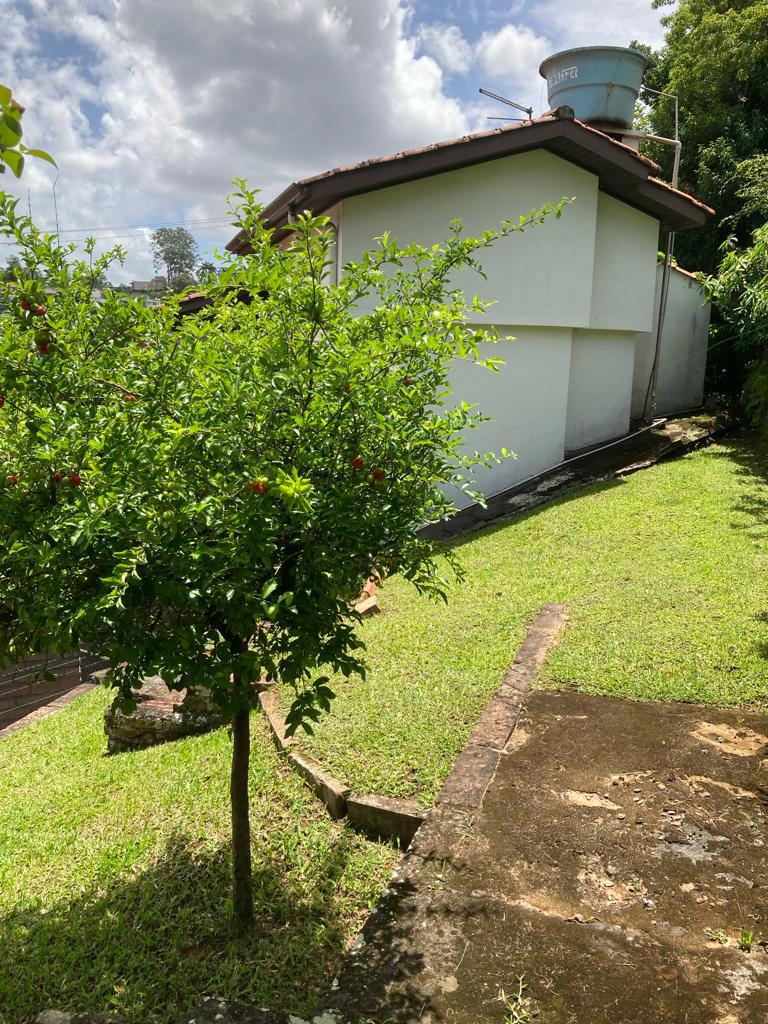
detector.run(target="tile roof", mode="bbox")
[227,112,712,254]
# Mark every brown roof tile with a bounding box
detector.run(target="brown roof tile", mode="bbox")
[227,114,710,254]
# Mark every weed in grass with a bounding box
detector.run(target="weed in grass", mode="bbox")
[704,927,730,945]
[501,976,534,1023]
[740,929,756,952]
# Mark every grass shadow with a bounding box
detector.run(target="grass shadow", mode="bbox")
[0,829,383,1024]
[720,432,768,540]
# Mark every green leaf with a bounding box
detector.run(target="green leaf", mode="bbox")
[2,149,24,178]
[1,112,22,141]
[0,85,12,107]
[22,147,57,168]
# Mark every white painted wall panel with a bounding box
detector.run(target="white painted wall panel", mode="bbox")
[589,192,659,332]
[565,329,636,452]
[445,327,572,508]
[340,150,598,328]
[632,265,711,420]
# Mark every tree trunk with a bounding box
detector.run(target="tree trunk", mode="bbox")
[230,673,254,933]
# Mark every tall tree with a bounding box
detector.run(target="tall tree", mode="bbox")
[637,0,768,273]
[150,226,198,288]
[0,184,563,932]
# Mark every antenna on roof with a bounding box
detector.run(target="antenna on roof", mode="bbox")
[479,87,533,122]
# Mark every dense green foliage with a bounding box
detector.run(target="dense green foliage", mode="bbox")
[708,224,768,426]
[637,0,768,274]
[0,694,394,1024]
[0,181,561,923]
[0,185,560,726]
[299,438,768,802]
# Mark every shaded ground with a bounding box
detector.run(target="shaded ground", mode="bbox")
[0,688,394,1024]
[323,691,768,1023]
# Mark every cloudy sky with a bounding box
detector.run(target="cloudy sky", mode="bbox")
[1,0,668,282]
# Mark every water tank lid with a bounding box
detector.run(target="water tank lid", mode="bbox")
[539,45,648,80]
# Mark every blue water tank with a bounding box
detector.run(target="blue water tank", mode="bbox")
[539,46,647,129]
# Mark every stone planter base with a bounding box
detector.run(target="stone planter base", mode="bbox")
[104,675,225,754]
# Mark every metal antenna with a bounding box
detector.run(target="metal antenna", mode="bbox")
[479,87,533,121]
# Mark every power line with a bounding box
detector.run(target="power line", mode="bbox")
[0,222,233,246]
[40,216,233,236]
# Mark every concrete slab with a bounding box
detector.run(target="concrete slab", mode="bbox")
[322,692,768,1023]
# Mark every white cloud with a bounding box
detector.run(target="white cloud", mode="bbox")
[530,0,666,50]
[476,23,551,92]
[417,23,474,75]
[0,0,472,282]
[0,0,668,282]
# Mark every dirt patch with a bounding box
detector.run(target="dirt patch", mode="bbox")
[560,789,621,810]
[691,721,768,757]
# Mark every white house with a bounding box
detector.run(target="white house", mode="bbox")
[227,111,712,506]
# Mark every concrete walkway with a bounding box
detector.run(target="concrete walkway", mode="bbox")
[322,692,768,1023]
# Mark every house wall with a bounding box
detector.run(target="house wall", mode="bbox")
[446,328,572,508]
[589,192,659,333]
[632,265,710,420]
[340,150,599,328]
[336,149,696,504]
[566,329,637,452]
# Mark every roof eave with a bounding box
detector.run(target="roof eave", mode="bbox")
[226,117,710,252]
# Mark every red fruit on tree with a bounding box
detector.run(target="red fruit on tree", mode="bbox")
[372,468,385,481]
[68,472,82,487]
[123,393,138,402]
[53,472,62,483]
[352,455,365,471]
[37,340,49,355]
[403,376,412,386]
[248,479,267,495]
[36,305,46,316]
[20,299,30,311]
[0,395,5,407]
[7,473,18,486]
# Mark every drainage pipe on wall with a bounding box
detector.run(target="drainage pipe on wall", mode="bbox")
[643,230,676,422]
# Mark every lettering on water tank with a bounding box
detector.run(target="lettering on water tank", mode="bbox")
[548,66,579,87]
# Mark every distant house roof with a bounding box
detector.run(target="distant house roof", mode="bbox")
[226,112,713,255]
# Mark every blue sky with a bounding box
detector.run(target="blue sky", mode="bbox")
[0,0,667,281]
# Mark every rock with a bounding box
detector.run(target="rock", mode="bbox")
[353,594,381,617]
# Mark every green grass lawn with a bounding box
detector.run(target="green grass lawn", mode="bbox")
[0,689,395,1024]
[3,436,768,1024]
[298,437,768,802]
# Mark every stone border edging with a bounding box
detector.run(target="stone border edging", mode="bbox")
[437,601,567,809]
[257,689,425,844]
[257,602,566,846]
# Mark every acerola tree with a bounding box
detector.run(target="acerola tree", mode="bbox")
[0,183,562,930]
